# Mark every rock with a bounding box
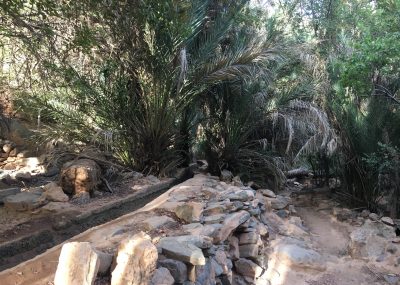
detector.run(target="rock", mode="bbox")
[272,244,325,271]
[227,190,254,202]
[232,176,243,187]
[228,236,240,260]
[158,259,187,284]
[60,159,101,195]
[41,202,70,213]
[383,274,399,285]
[15,172,32,181]
[159,239,205,265]
[42,182,69,202]
[239,232,259,245]
[269,196,289,210]
[150,267,174,285]
[333,207,355,221]
[143,216,175,230]
[239,244,259,258]
[276,210,289,219]
[4,191,46,211]
[220,170,233,182]
[214,250,231,275]
[360,209,370,218]
[381,216,395,226]
[3,143,13,154]
[111,232,158,285]
[175,202,204,223]
[54,242,100,285]
[0,187,20,203]
[234,258,263,279]
[159,235,213,249]
[288,205,297,215]
[72,192,90,204]
[8,147,18,157]
[352,220,397,258]
[196,260,216,285]
[261,189,276,198]
[369,213,379,221]
[203,204,227,216]
[214,211,251,243]
[203,214,226,224]
[96,250,114,276]
[211,258,224,276]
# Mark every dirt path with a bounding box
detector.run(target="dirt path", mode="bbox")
[270,204,396,285]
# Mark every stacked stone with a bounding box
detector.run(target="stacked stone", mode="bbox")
[52,172,300,285]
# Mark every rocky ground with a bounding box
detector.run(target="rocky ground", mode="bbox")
[0,172,398,285]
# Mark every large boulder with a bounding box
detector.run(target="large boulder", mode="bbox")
[111,232,158,285]
[54,242,100,285]
[60,159,101,195]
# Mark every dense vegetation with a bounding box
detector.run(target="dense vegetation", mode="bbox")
[0,0,399,217]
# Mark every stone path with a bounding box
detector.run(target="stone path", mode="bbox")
[265,198,400,285]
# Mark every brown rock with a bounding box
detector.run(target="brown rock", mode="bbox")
[175,202,204,223]
[54,242,100,285]
[228,236,240,260]
[3,143,13,154]
[60,159,101,195]
[111,232,158,285]
[239,232,259,245]
[214,211,251,243]
[42,182,69,202]
[234,258,263,279]
[239,244,259,258]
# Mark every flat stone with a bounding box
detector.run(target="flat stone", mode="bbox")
[203,204,227,216]
[261,189,276,198]
[269,196,290,210]
[239,244,259,258]
[41,202,71,213]
[175,202,204,223]
[214,211,251,243]
[273,244,325,271]
[111,232,158,285]
[143,216,175,230]
[4,191,46,211]
[54,242,100,285]
[239,232,259,245]
[15,172,32,181]
[158,259,187,283]
[160,235,213,249]
[227,190,254,202]
[0,187,20,203]
[234,258,263,278]
[381,216,395,226]
[369,213,379,221]
[203,214,226,224]
[159,239,206,265]
[42,182,69,202]
[150,267,174,285]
